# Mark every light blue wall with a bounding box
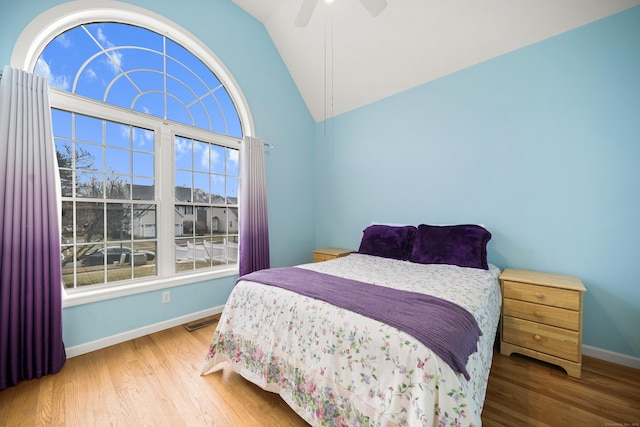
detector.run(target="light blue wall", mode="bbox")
[2,1,638,360]
[315,6,640,358]
[0,0,316,348]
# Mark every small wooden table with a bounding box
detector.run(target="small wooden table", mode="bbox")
[499,268,586,378]
[313,248,352,263]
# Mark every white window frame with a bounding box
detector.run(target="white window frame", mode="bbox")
[11,1,254,307]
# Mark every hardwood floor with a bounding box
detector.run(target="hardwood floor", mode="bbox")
[483,351,640,426]
[1,317,638,426]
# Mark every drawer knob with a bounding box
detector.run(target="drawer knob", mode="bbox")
[533,334,542,341]
[535,292,544,299]
[534,311,542,317]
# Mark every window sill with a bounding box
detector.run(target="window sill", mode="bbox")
[62,266,239,308]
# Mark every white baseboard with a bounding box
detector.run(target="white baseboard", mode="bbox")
[582,344,640,370]
[65,310,640,371]
[65,305,224,359]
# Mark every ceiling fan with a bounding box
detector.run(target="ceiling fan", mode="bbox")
[294,0,388,27]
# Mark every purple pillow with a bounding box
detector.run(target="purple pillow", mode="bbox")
[410,224,491,269]
[357,225,417,260]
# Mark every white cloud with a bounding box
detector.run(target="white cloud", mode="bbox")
[201,145,221,170]
[174,137,190,159]
[105,50,123,73]
[227,149,239,166]
[96,27,107,44]
[35,58,70,91]
[55,33,71,48]
[95,26,123,73]
[132,127,154,147]
[85,68,97,81]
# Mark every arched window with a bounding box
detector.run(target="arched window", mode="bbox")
[12,3,253,300]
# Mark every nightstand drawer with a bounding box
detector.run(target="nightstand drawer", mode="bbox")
[502,316,580,362]
[503,298,580,331]
[503,281,580,310]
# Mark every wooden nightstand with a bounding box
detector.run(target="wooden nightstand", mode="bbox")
[313,248,352,263]
[499,268,586,378]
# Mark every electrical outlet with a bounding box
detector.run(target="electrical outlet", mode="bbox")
[162,291,171,304]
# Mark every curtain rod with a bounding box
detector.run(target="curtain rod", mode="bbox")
[240,139,274,149]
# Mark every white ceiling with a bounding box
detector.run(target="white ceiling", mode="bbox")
[232,0,640,122]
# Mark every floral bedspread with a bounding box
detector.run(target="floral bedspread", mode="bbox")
[201,254,502,426]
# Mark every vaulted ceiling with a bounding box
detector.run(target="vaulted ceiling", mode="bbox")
[232,0,640,122]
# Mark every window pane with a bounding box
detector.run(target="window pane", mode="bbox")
[175,171,192,202]
[52,109,72,138]
[55,139,72,165]
[167,73,197,106]
[123,50,163,77]
[105,243,133,283]
[194,206,211,236]
[106,147,131,174]
[75,114,102,143]
[174,137,192,169]
[61,201,74,244]
[133,127,154,152]
[213,88,242,137]
[106,203,131,240]
[228,208,239,235]
[133,152,154,177]
[193,140,210,172]
[174,208,190,237]
[76,172,104,198]
[132,178,154,200]
[166,56,208,97]
[75,142,102,171]
[175,238,193,272]
[207,145,225,174]
[226,177,238,203]
[133,204,156,239]
[56,139,73,197]
[134,241,156,278]
[193,172,209,202]
[61,245,76,289]
[210,175,224,202]
[106,121,131,148]
[201,96,224,134]
[227,148,239,176]
[129,69,164,93]
[106,174,131,199]
[76,202,104,243]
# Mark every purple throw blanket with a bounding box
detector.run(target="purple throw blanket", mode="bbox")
[239,267,482,380]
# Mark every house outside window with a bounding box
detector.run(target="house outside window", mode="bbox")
[13,3,254,301]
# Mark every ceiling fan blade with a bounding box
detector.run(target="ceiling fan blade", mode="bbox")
[360,0,387,17]
[295,0,319,27]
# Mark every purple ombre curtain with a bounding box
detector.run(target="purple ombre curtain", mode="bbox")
[238,136,270,276]
[0,65,66,390]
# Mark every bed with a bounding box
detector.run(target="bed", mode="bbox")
[201,224,502,426]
